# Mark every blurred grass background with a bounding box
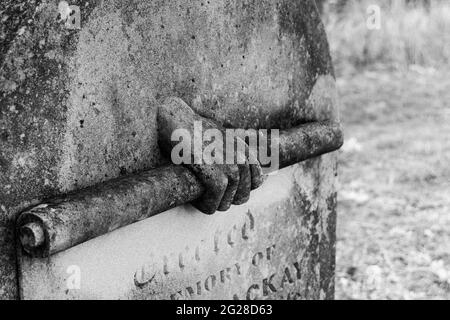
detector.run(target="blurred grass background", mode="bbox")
[319,0,450,299]
[323,0,450,74]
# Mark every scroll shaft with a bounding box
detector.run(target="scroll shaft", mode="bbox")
[18,121,343,257]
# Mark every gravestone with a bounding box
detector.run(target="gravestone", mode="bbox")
[19,161,338,300]
[1,0,338,299]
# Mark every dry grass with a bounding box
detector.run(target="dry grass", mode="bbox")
[335,68,450,300]
[324,1,450,300]
[324,0,450,75]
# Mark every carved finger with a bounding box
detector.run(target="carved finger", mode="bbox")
[232,163,251,205]
[218,165,240,211]
[246,144,265,190]
[189,165,228,215]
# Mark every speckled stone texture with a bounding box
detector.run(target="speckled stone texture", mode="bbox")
[1,0,336,299]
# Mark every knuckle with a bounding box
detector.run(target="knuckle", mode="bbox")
[201,174,228,199]
[228,166,240,183]
[215,174,229,193]
[239,163,250,178]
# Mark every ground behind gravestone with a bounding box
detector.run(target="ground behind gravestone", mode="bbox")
[335,67,450,300]
[324,0,450,301]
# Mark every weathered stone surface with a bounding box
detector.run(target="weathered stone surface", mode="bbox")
[1,0,336,299]
[16,120,342,259]
[19,156,337,300]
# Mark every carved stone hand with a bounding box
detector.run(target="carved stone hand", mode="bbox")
[158,97,264,214]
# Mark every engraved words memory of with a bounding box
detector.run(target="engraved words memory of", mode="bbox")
[133,209,305,300]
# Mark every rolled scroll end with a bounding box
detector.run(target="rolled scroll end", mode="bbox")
[19,222,46,256]
[16,204,55,258]
[20,222,45,247]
